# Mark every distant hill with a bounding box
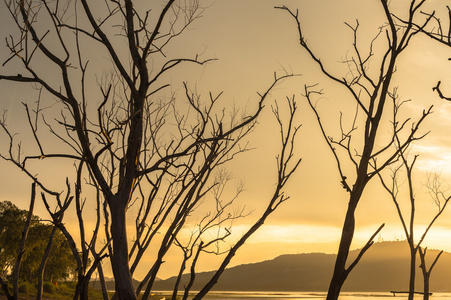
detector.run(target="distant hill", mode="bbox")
[152,241,451,292]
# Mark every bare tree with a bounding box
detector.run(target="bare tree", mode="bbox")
[378,139,450,300]
[192,96,302,300]
[170,171,244,300]
[418,247,443,300]
[0,1,299,299]
[276,1,432,299]
[404,6,451,298]
[419,172,451,300]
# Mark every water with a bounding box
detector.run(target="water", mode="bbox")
[150,291,451,300]
[194,292,451,300]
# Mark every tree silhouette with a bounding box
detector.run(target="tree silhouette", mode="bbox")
[276,1,433,299]
[0,1,300,299]
[378,150,451,300]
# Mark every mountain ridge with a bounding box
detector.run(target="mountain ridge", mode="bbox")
[153,241,451,292]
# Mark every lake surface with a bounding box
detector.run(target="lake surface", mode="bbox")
[194,292,451,300]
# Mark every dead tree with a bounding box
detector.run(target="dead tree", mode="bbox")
[276,1,432,299]
[170,171,244,300]
[419,247,443,300]
[377,127,450,300]
[405,6,451,298]
[193,96,302,300]
[0,1,299,299]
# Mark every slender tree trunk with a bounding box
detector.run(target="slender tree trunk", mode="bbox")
[37,226,57,300]
[182,244,203,300]
[97,264,110,300]
[172,258,187,300]
[110,203,137,300]
[14,182,36,300]
[141,257,164,300]
[419,248,443,300]
[423,275,430,300]
[0,276,13,300]
[408,248,417,300]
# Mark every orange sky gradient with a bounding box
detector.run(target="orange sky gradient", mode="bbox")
[1,0,451,280]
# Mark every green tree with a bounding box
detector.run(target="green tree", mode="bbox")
[19,223,76,283]
[0,201,34,276]
[0,201,76,284]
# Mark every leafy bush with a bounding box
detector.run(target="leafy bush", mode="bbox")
[18,282,33,293]
[43,282,56,294]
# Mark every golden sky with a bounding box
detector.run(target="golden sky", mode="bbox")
[1,0,451,280]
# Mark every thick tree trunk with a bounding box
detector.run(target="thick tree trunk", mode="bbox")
[326,206,356,300]
[74,277,90,300]
[326,177,367,300]
[110,204,137,300]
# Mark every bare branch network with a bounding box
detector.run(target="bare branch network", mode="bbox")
[0,1,301,300]
[0,1,449,300]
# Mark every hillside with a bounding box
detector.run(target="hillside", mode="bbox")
[153,241,451,292]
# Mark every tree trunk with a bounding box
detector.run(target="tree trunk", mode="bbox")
[97,263,110,300]
[0,276,13,300]
[172,258,187,300]
[326,206,356,300]
[408,248,416,300]
[37,226,57,300]
[110,203,137,300]
[74,276,90,300]
[419,248,443,300]
[326,176,367,300]
[80,278,90,300]
[141,258,163,300]
[423,274,430,300]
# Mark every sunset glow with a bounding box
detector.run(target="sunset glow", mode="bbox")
[1,0,451,296]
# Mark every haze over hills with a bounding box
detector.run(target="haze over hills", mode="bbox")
[153,241,451,292]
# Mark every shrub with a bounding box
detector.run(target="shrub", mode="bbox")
[18,282,32,293]
[43,282,56,294]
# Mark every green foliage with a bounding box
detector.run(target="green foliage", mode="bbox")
[0,201,76,284]
[0,200,34,275]
[43,282,56,294]
[18,281,34,294]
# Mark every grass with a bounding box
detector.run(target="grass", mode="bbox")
[0,282,170,299]
[0,281,106,300]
